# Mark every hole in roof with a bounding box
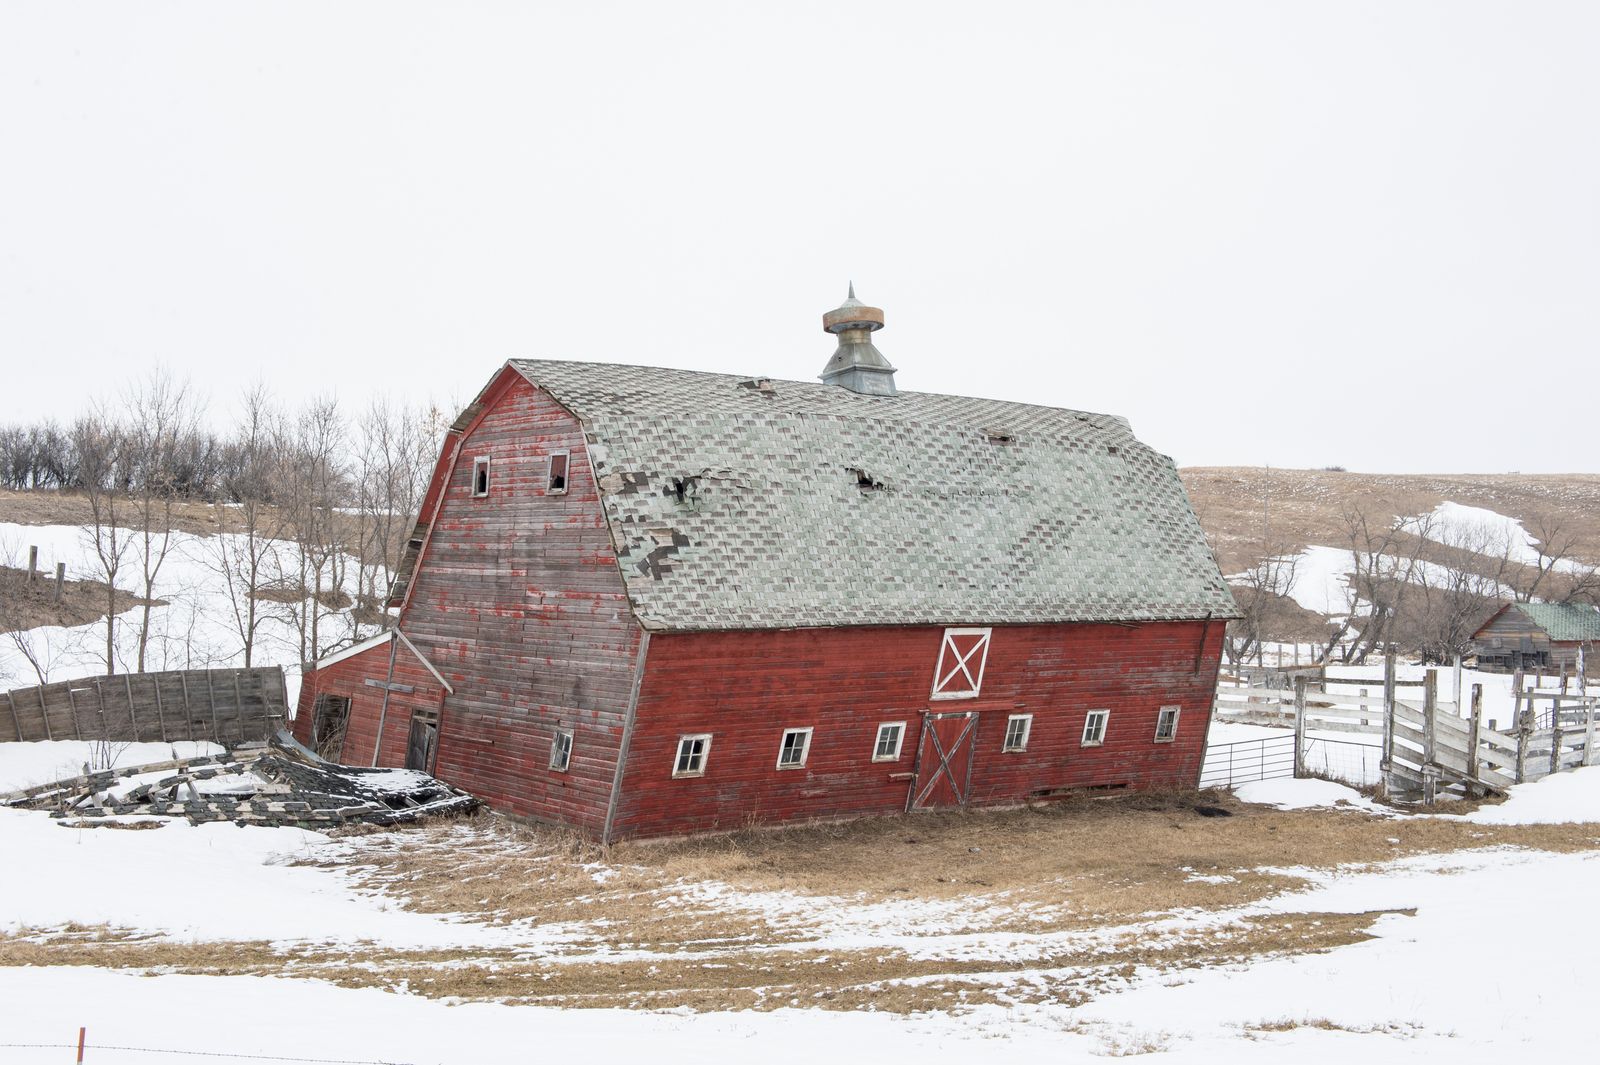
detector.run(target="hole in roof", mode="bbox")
[846,467,886,491]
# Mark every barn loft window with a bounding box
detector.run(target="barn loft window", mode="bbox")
[673,734,712,778]
[1081,710,1109,747]
[550,728,574,772]
[471,456,491,497]
[931,627,992,700]
[1003,713,1033,752]
[872,721,905,762]
[547,450,570,495]
[776,727,813,770]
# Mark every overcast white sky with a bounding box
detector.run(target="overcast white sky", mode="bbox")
[2,2,1594,472]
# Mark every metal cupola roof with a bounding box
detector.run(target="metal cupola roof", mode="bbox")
[819,283,898,396]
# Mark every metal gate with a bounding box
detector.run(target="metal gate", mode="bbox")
[908,710,978,810]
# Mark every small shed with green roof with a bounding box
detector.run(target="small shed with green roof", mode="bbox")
[1472,602,1600,673]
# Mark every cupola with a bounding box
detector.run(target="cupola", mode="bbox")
[819,284,897,396]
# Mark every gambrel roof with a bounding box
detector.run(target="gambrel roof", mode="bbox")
[508,359,1237,632]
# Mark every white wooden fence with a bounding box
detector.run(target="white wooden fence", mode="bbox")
[1212,661,1600,803]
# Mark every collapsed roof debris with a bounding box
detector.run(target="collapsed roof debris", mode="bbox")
[0,738,479,828]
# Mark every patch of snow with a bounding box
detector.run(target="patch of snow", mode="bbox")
[1234,778,1383,812]
[1459,765,1600,826]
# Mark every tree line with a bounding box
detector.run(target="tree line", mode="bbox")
[0,370,445,681]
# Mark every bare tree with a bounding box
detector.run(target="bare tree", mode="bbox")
[72,411,132,675]
[273,397,351,664]
[1404,519,1513,663]
[1334,505,1435,664]
[122,368,203,672]
[204,384,288,667]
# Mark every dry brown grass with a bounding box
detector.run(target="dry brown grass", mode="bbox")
[0,564,156,633]
[11,788,1592,1015]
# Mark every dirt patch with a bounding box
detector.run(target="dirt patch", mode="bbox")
[0,489,229,538]
[0,565,158,633]
[251,581,352,610]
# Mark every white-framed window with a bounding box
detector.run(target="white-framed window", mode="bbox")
[1002,713,1033,752]
[673,734,712,778]
[471,456,491,497]
[547,450,570,495]
[872,721,906,762]
[931,627,992,700]
[1154,705,1180,743]
[550,728,573,772]
[776,727,813,770]
[1081,709,1109,747]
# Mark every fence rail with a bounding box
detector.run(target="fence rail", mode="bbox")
[0,667,289,745]
[1212,654,1600,804]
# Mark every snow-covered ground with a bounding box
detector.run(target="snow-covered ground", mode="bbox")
[5,763,1600,1061]
[0,522,382,707]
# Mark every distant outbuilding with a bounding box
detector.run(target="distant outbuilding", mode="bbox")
[1472,602,1600,673]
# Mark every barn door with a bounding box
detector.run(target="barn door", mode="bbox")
[908,711,979,810]
[405,708,439,773]
[310,695,351,762]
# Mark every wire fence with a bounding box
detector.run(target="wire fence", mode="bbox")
[1302,737,1384,788]
[0,1039,416,1064]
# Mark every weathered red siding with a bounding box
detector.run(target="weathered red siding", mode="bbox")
[610,619,1222,839]
[293,640,445,767]
[395,373,643,833]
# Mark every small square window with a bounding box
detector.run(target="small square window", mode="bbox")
[471,456,491,497]
[1081,710,1109,747]
[1154,706,1180,743]
[547,450,570,495]
[673,734,711,778]
[1003,713,1032,752]
[776,727,813,770]
[550,728,573,772]
[872,721,905,762]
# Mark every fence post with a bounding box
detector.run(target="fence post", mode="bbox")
[1381,649,1396,772]
[1467,684,1483,792]
[1512,668,1525,729]
[26,545,38,585]
[1293,676,1308,777]
[1423,670,1438,800]
[1550,695,1564,777]
[1516,709,1531,784]
[54,562,66,603]
[1586,697,1596,768]
[1453,654,1464,710]
[1420,671,1440,805]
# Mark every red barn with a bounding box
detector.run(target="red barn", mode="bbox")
[295,290,1239,841]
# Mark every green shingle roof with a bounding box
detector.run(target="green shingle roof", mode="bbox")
[1514,602,1600,642]
[512,360,1238,633]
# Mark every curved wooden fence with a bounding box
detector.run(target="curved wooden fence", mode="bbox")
[0,667,289,746]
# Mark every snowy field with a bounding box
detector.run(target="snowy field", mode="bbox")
[1242,500,1592,616]
[0,521,380,707]
[6,739,1600,1062]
